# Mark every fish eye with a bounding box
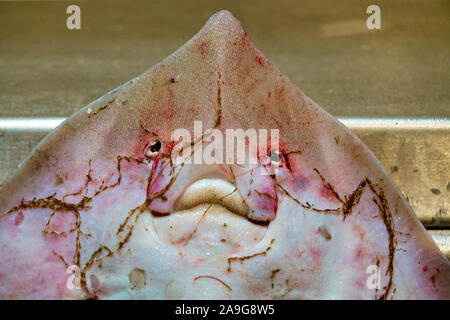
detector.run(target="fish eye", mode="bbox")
[145,140,161,158]
[150,141,161,152]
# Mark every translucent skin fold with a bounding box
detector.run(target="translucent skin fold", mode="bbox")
[0,11,449,299]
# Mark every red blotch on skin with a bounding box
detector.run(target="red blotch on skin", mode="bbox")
[90,274,101,294]
[423,266,428,272]
[430,275,436,288]
[255,55,264,66]
[268,91,271,98]
[48,211,76,234]
[14,211,24,226]
[253,192,277,213]
[198,41,208,57]
[290,175,308,192]
[319,182,335,201]
[354,276,366,290]
[349,244,366,264]
[297,250,305,258]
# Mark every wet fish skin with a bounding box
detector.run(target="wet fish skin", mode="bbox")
[0,10,449,299]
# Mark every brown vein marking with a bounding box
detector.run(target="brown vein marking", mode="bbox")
[367,180,396,300]
[52,250,70,268]
[0,155,146,298]
[254,189,276,201]
[42,210,91,238]
[139,121,158,136]
[270,268,280,280]
[313,168,344,204]
[1,194,90,219]
[342,179,367,220]
[1,155,129,221]
[248,168,255,197]
[181,187,239,246]
[214,72,222,128]
[183,203,213,246]
[169,132,204,167]
[227,238,275,272]
[147,157,171,191]
[80,151,188,297]
[116,206,140,235]
[278,174,397,300]
[270,268,281,289]
[63,160,93,201]
[88,98,116,118]
[233,167,254,178]
[80,201,147,295]
[151,162,185,201]
[374,258,380,299]
[168,152,175,176]
[147,153,183,196]
[280,150,302,172]
[343,178,396,299]
[277,184,340,213]
[193,275,232,291]
[79,245,113,293]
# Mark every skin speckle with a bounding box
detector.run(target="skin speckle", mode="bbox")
[255,55,264,66]
[271,268,280,280]
[55,175,64,186]
[318,225,332,240]
[431,188,441,195]
[14,211,24,226]
[129,268,147,291]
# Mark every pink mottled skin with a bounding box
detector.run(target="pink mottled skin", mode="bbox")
[0,11,449,300]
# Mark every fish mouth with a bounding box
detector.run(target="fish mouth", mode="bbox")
[173,178,249,217]
[154,178,267,250]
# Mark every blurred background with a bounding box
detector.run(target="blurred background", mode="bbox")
[0,0,449,256]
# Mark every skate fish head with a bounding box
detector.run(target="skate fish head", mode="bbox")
[0,11,449,299]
